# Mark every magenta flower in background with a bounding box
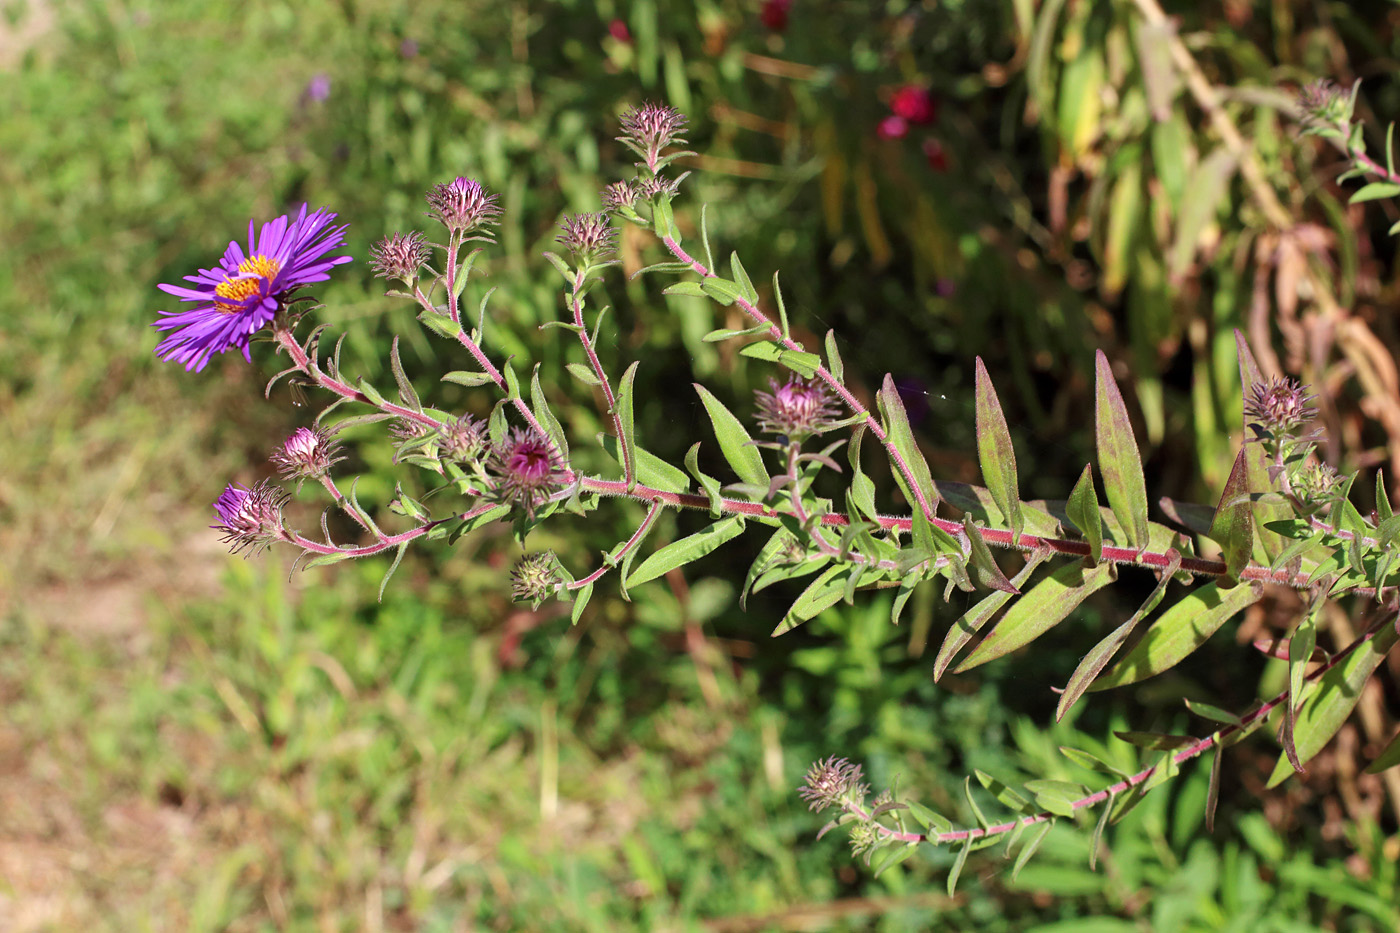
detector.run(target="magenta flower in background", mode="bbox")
[153,205,351,372]
[608,19,632,44]
[760,0,792,31]
[889,85,937,125]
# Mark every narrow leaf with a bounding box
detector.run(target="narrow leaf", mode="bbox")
[1205,746,1222,833]
[947,841,971,897]
[878,373,939,519]
[1066,464,1103,563]
[934,551,1049,680]
[1208,446,1254,582]
[1093,581,1262,690]
[975,358,1024,541]
[963,517,1017,593]
[565,362,603,386]
[531,366,569,461]
[737,340,821,378]
[616,361,640,488]
[953,559,1116,674]
[824,330,844,382]
[600,436,691,494]
[771,565,849,636]
[1363,729,1400,774]
[1348,181,1400,204]
[626,517,746,587]
[1057,549,1181,720]
[693,384,769,491]
[389,337,422,411]
[571,583,593,625]
[441,370,496,387]
[1266,622,1399,786]
[1012,821,1053,881]
[1095,350,1149,547]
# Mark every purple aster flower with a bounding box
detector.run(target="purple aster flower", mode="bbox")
[153,205,351,372]
[211,480,291,555]
[489,427,567,513]
[755,376,841,440]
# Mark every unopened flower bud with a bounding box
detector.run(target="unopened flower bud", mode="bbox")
[556,212,618,264]
[798,757,869,813]
[368,231,430,285]
[510,551,564,606]
[270,426,342,482]
[212,481,290,556]
[755,377,841,441]
[617,102,688,171]
[601,181,640,213]
[1245,377,1316,439]
[489,427,568,514]
[425,177,502,236]
[442,414,486,462]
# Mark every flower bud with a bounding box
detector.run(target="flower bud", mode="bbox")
[556,212,618,264]
[270,426,342,482]
[617,102,688,172]
[211,481,290,556]
[425,177,502,236]
[510,551,564,606]
[755,376,841,441]
[798,757,869,813]
[489,427,568,514]
[442,414,486,462]
[1244,377,1316,439]
[368,231,430,285]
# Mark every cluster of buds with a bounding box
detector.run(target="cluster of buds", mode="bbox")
[1291,461,1344,516]
[441,414,486,463]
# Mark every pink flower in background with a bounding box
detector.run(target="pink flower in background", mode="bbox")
[608,19,632,44]
[760,0,792,32]
[877,115,908,140]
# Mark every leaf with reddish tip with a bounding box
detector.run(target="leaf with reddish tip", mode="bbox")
[1267,622,1399,787]
[878,373,938,519]
[1095,351,1149,548]
[975,358,1023,541]
[953,559,1115,675]
[1093,581,1261,690]
[1208,446,1254,583]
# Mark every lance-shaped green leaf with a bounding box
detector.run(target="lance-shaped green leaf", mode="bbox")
[824,330,844,382]
[626,516,746,587]
[737,340,822,379]
[772,565,849,636]
[1066,464,1103,564]
[934,551,1049,681]
[600,436,690,494]
[1012,821,1054,881]
[684,443,724,516]
[1208,446,1253,583]
[615,361,640,489]
[963,516,1017,594]
[1093,581,1262,690]
[531,365,569,461]
[693,384,769,491]
[1056,549,1181,721]
[1204,746,1222,833]
[975,358,1024,541]
[1267,622,1400,787]
[1095,351,1149,548]
[953,559,1115,675]
[878,373,939,519]
[1287,598,1322,765]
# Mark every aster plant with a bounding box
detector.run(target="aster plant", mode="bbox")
[156,101,1400,890]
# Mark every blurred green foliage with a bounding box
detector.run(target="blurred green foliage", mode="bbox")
[3,0,1399,928]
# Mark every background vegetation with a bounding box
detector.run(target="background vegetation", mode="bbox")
[1,0,1397,929]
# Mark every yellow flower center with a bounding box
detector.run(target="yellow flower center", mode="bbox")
[213,254,282,313]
